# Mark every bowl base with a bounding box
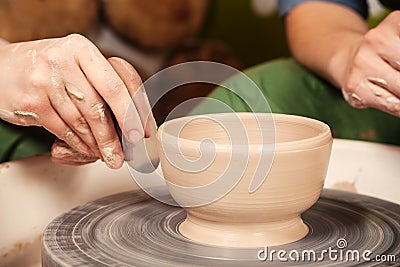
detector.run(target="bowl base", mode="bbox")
[178,213,309,247]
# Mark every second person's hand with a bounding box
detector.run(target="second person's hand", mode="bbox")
[339,11,400,116]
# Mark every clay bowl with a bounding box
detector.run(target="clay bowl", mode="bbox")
[157,113,332,247]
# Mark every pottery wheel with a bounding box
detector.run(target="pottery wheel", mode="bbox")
[42,189,400,266]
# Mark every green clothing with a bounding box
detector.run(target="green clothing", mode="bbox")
[0,121,55,162]
[1,58,399,163]
[192,58,400,145]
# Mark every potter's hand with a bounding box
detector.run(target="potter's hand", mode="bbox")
[341,11,400,115]
[0,34,144,169]
[51,56,151,167]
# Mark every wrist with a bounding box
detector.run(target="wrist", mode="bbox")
[327,33,364,89]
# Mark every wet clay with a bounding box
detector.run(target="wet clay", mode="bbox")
[331,181,357,193]
[157,113,332,247]
[91,103,107,123]
[13,110,40,125]
[51,139,97,166]
[367,76,388,89]
[65,84,85,101]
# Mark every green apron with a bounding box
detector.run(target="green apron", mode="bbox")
[0,121,55,162]
[191,58,400,145]
[1,58,399,163]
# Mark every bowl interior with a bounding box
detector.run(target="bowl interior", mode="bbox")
[160,113,331,150]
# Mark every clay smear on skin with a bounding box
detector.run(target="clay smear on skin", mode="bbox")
[52,139,97,163]
[367,77,388,89]
[63,131,75,141]
[350,93,363,103]
[10,43,22,53]
[382,55,400,71]
[49,58,63,90]
[386,96,400,104]
[344,91,364,108]
[366,77,400,110]
[65,85,85,101]
[367,82,385,97]
[13,110,40,124]
[27,49,37,65]
[92,103,107,123]
[101,146,116,168]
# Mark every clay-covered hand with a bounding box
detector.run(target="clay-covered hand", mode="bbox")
[0,34,145,169]
[51,55,153,167]
[341,11,400,116]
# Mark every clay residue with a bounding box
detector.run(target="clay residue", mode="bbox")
[101,146,116,168]
[51,139,98,165]
[2,240,31,258]
[13,110,40,125]
[331,181,357,193]
[92,103,107,122]
[65,86,85,101]
[367,77,388,89]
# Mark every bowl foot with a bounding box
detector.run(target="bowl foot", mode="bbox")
[179,214,308,247]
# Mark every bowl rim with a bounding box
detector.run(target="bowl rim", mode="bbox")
[157,113,332,152]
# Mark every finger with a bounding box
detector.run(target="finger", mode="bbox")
[107,57,154,138]
[364,33,400,96]
[51,139,98,166]
[77,47,145,144]
[61,64,124,169]
[38,49,101,157]
[372,56,400,97]
[46,81,100,156]
[345,48,400,114]
[344,79,400,116]
[40,107,94,156]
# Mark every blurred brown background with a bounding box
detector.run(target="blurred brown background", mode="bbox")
[0,0,290,123]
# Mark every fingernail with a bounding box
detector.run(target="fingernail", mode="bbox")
[128,129,143,144]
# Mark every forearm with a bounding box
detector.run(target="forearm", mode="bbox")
[285,1,368,88]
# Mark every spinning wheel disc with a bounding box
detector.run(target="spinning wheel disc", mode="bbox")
[42,189,400,266]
